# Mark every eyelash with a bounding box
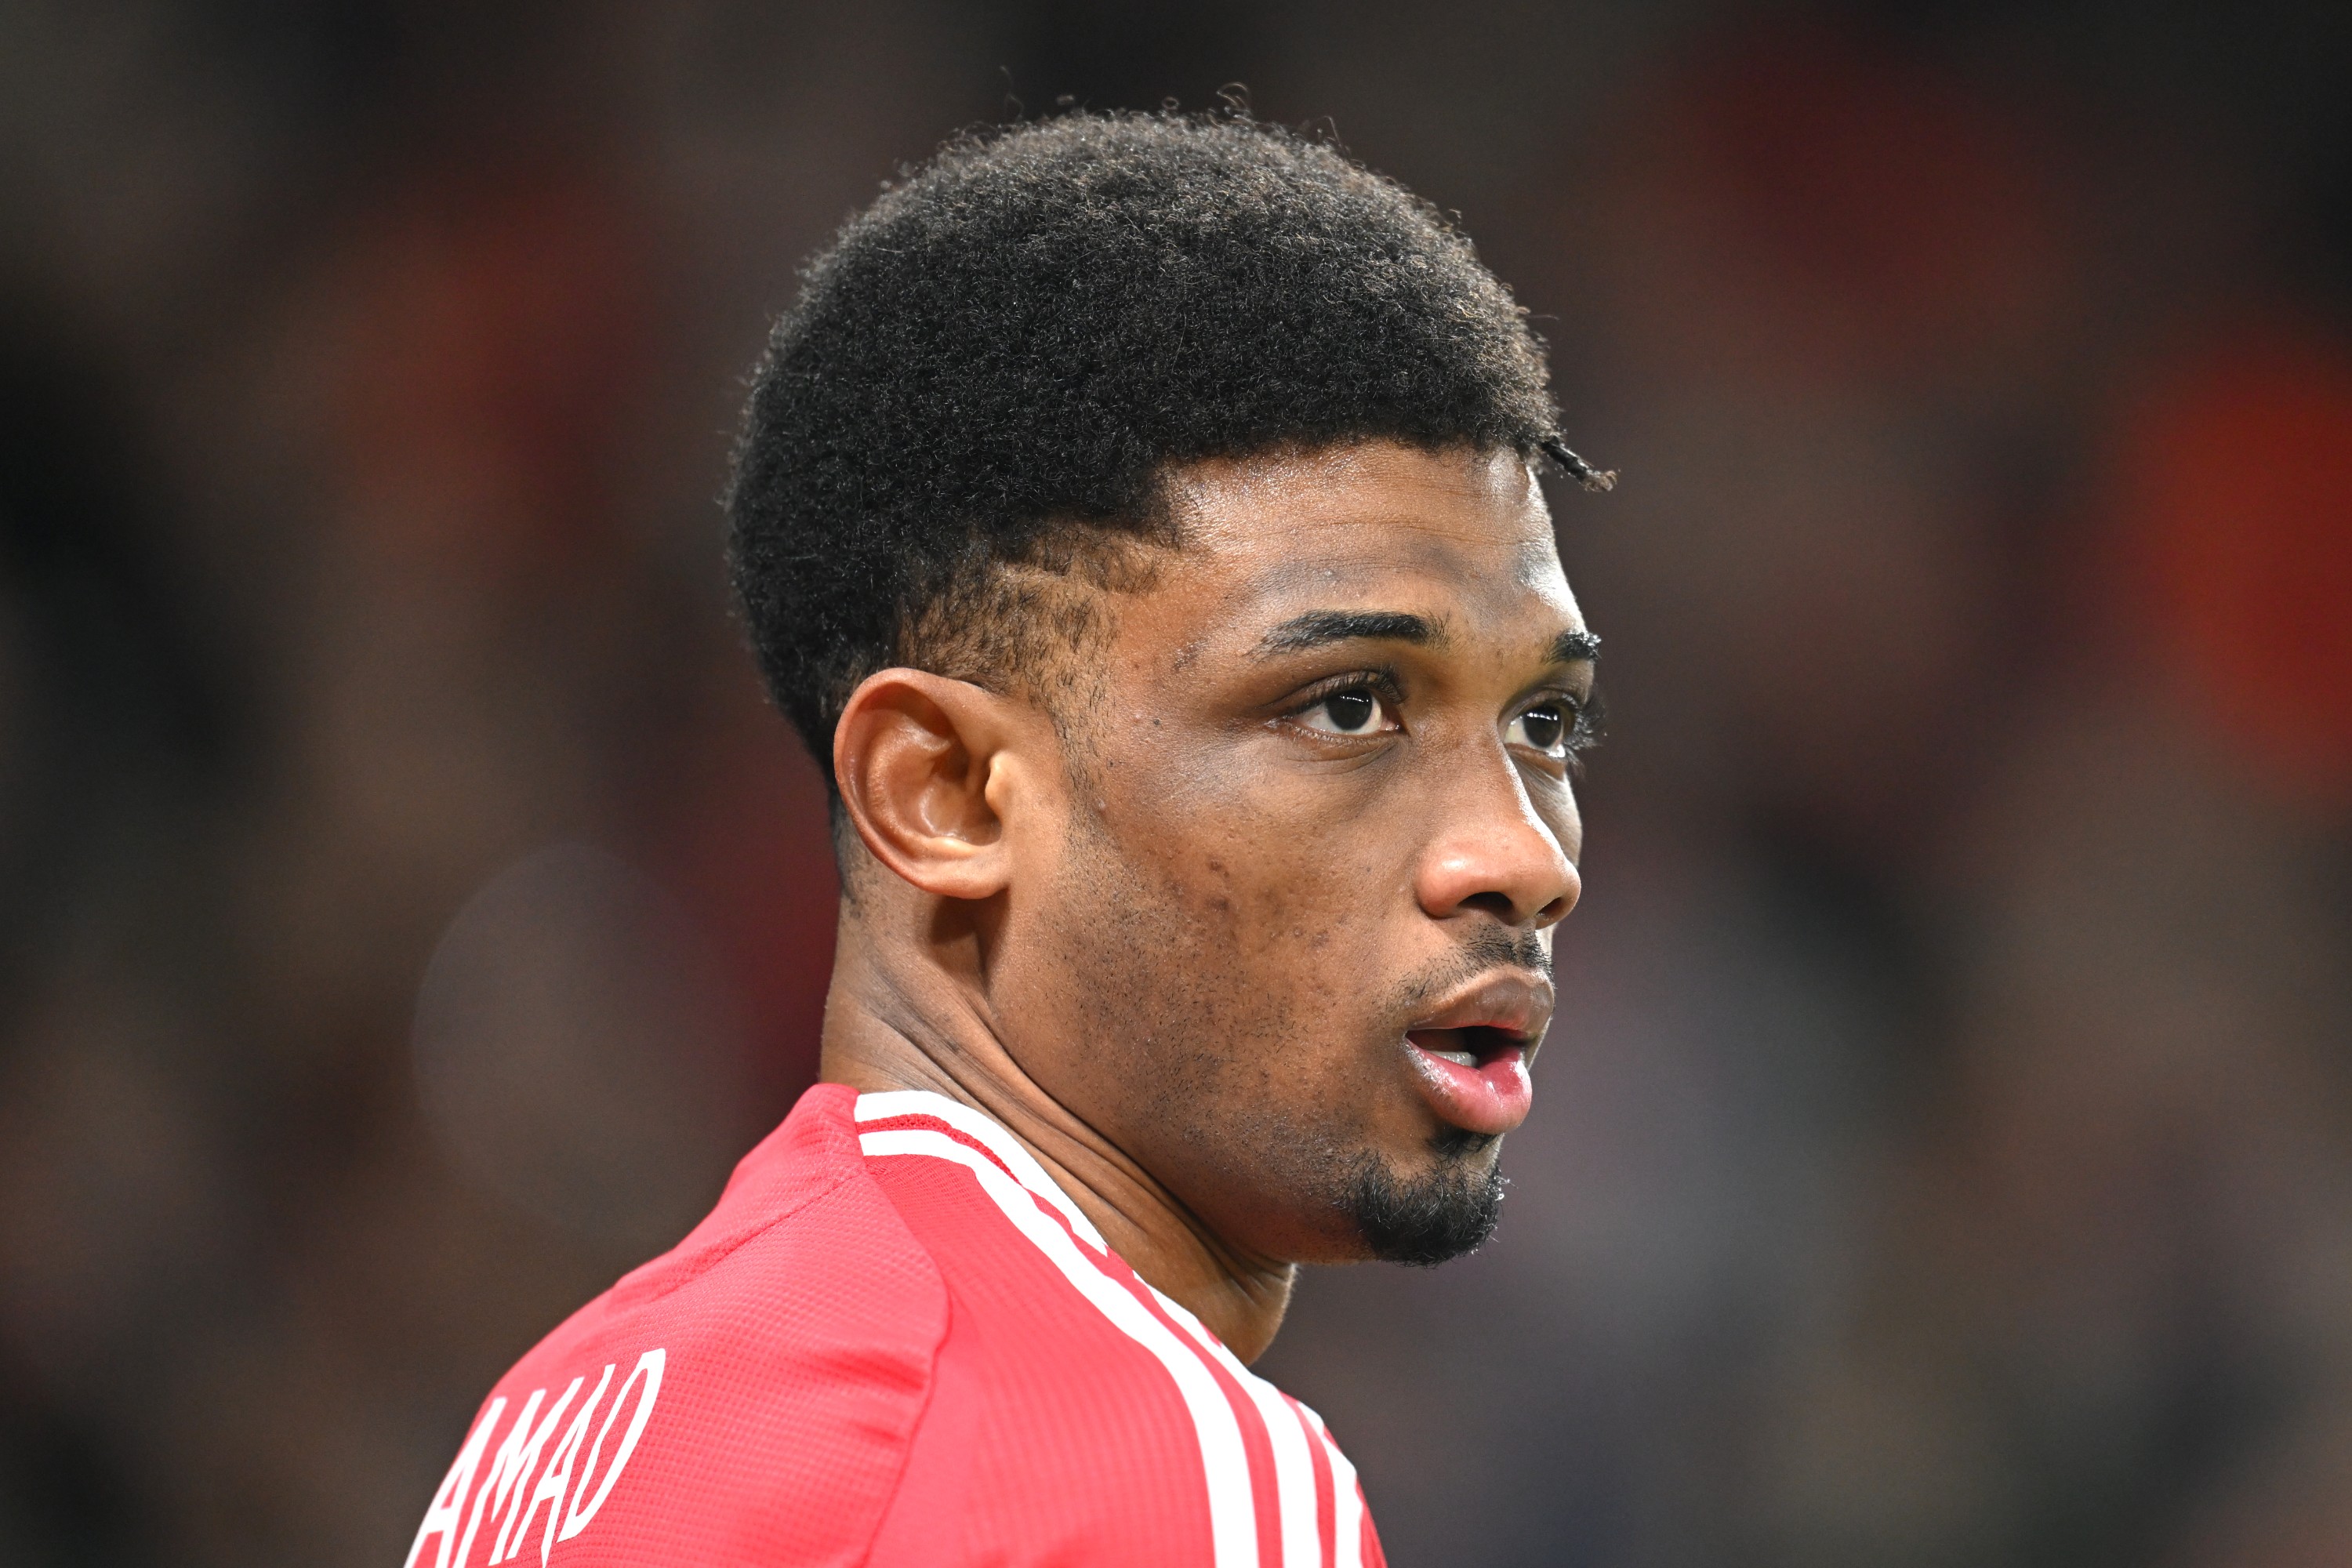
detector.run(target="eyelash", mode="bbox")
[1277,673,1606,764]
[1537,688,1607,777]
[1283,668,1406,720]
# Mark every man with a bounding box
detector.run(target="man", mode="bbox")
[405,111,1606,1568]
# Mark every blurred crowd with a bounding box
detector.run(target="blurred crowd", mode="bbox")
[2,3,2348,1564]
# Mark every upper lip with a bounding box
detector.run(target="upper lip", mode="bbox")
[1404,969,1554,1052]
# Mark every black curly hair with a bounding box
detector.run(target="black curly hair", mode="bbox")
[728,110,1606,773]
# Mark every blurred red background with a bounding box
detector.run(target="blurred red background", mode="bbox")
[2,4,2348,1564]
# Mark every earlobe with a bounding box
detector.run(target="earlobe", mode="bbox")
[833,669,1023,900]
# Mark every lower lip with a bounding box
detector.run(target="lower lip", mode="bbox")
[1404,1036,1534,1136]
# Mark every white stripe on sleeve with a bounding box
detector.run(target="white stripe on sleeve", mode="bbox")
[1155,1290,1323,1568]
[1296,1403,1364,1568]
[855,1091,1107,1249]
[858,1127,1258,1568]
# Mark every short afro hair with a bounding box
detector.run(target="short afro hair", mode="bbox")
[728,110,1603,769]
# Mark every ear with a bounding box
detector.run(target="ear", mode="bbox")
[832,669,1047,900]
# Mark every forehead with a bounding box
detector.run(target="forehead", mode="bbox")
[1148,442,1581,644]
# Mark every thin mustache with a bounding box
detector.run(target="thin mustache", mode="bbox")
[1398,926,1552,1013]
[1460,923,1552,981]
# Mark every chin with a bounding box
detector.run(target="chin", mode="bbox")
[1338,1140,1506,1267]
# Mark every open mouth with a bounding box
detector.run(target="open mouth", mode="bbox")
[1403,1024,1526,1069]
[1399,971,1550,1136]
[1403,1025,1537,1137]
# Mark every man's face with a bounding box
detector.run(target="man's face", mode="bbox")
[986,440,1594,1266]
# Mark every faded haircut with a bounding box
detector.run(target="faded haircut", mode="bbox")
[727,109,1602,779]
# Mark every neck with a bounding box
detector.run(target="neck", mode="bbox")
[816,910,1297,1363]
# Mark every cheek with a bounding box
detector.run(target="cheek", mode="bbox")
[1138,791,1377,966]
[1057,793,1361,1020]
[1073,731,1421,1044]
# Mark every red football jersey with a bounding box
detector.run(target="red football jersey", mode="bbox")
[404,1083,1387,1567]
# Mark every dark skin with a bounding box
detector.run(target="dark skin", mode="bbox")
[822,440,1592,1362]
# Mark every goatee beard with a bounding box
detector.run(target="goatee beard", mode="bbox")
[1341,1132,1506,1266]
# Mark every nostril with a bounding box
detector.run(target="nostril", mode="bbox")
[1459,891,1519,921]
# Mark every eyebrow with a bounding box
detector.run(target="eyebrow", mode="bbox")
[1255,612,1602,667]
[1550,629,1602,665]
[1255,610,1442,657]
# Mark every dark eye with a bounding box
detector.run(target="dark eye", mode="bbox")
[1298,687,1394,736]
[1508,702,1570,757]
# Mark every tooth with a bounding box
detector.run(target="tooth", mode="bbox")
[1426,1049,1475,1068]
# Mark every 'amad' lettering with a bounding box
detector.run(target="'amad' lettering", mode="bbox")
[404,1348,667,1568]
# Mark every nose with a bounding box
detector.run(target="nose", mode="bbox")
[1413,750,1581,931]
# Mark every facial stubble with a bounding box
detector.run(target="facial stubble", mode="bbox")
[1050,795,1525,1268]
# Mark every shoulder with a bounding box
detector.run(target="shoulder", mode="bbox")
[405,1084,952,1568]
[405,1084,1395,1568]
